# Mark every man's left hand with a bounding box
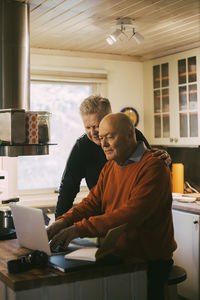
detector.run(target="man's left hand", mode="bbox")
[151,148,172,166]
[49,225,79,250]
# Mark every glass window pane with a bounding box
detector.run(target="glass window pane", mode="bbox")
[161,63,169,87]
[179,113,188,137]
[163,114,170,137]
[178,59,186,84]
[190,112,198,137]
[154,115,161,138]
[162,88,169,112]
[154,90,161,113]
[179,86,187,111]
[153,65,160,89]
[18,82,91,190]
[189,84,197,110]
[188,56,197,82]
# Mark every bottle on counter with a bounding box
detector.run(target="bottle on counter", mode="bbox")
[37,111,51,144]
[171,163,184,193]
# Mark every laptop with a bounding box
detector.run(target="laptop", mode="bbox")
[10,204,95,253]
[10,204,126,272]
[11,204,56,256]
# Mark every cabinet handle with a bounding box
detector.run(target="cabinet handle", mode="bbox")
[174,138,178,143]
[193,220,198,224]
[170,138,174,142]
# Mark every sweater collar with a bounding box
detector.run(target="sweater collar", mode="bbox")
[119,141,147,166]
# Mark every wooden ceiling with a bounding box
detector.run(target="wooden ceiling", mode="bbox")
[29,0,200,61]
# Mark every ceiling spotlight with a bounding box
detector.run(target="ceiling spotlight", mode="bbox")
[106,17,144,46]
[106,29,121,45]
[132,31,144,45]
[106,36,114,45]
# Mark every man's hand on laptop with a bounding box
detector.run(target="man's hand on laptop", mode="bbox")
[48,225,79,251]
[47,219,66,241]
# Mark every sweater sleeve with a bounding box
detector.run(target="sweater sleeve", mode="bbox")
[55,138,85,218]
[57,168,105,228]
[75,159,172,237]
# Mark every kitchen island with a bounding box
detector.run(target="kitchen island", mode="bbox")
[0,239,147,300]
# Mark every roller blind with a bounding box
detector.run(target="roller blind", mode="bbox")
[31,66,107,83]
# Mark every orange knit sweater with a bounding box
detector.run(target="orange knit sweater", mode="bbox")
[60,149,177,260]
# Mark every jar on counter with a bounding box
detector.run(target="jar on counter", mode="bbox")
[37,111,51,144]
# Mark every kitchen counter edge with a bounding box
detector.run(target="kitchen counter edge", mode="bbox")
[0,239,146,292]
[172,200,200,215]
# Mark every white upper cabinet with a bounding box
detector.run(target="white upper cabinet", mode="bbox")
[144,48,200,146]
[153,62,170,141]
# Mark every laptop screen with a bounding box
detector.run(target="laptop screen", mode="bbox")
[10,204,51,256]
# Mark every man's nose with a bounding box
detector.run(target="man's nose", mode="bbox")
[91,127,98,135]
[101,138,109,147]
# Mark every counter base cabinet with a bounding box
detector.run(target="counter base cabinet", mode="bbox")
[0,271,147,300]
[172,210,200,300]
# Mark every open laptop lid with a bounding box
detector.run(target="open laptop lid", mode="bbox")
[10,204,51,256]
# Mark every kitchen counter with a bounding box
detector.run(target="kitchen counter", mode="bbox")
[172,200,200,215]
[0,239,147,300]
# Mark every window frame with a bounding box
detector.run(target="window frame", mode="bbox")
[0,74,107,202]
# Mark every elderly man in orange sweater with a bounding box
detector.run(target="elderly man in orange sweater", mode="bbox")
[48,112,177,300]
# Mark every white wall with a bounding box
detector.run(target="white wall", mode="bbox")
[30,49,144,132]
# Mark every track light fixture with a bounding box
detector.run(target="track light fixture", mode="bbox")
[106,17,144,45]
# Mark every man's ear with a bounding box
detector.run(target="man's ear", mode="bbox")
[128,127,135,137]
[127,127,134,139]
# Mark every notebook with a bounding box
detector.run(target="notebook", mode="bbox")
[49,254,95,272]
[64,223,127,262]
[49,223,126,272]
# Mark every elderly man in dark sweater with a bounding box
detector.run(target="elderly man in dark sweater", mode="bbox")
[56,95,171,218]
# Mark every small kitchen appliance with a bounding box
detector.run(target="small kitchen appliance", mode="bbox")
[0,197,19,240]
[0,109,26,144]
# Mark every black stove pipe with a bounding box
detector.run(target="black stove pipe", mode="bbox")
[0,0,30,110]
[0,1,50,156]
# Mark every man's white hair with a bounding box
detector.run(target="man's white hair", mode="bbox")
[80,95,112,116]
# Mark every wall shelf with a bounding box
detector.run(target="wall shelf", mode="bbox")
[0,144,56,157]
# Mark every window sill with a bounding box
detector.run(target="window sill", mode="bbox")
[18,186,89,208]
[18,192,58,208]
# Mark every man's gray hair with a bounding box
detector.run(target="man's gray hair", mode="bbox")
[80,95,112,116]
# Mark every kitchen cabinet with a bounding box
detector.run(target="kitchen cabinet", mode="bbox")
[172,209,200,300]
[144,48,200,146]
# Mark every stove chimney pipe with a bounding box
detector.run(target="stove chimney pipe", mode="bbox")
[0,0,30,110]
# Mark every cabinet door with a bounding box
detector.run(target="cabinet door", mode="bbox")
[172,210,200,300]
[153,63,170,141]
[176,55,200,145]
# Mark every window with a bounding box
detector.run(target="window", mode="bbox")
[18,82,92,190]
